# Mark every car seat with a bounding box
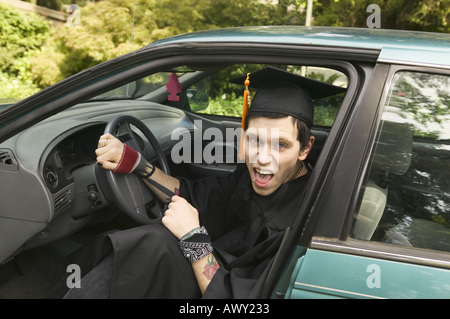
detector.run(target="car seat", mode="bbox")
[352,120,413,240]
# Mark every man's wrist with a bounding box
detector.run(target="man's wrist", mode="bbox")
[178,226,213,263]
[133,156,155,178]
[113,144,140,174]
[180,227,202,241]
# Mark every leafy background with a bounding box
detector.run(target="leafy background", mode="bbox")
[1,0,449,99]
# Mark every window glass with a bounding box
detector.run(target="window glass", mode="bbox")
[351,71,450,253]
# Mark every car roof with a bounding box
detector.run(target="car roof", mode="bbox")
[148,26,450,68]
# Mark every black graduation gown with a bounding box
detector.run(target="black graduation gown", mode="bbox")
[106,164,310,299]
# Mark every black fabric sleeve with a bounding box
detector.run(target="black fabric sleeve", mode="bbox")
[177,164,247,238]
[201,256,274,299]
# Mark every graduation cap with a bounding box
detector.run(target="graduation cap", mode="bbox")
[232,66,346,159]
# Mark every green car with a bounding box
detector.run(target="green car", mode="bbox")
[0,26,449,299]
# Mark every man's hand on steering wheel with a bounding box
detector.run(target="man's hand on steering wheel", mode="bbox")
[95,133,125,171]
[94,115,173,224]
[96,132,155,180]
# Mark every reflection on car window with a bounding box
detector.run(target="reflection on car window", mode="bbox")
[351,71,450,253]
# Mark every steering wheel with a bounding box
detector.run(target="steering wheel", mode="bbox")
[95,115,170,224]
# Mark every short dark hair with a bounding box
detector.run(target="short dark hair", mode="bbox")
[245,112,313,152]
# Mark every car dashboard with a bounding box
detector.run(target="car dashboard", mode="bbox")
[0,100,195,264]
[42,124,103,194]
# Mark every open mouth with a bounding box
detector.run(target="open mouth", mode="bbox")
[253,168,274,188]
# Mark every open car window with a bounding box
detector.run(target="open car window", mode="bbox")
[85,63,348,128]
[185,64,348,128]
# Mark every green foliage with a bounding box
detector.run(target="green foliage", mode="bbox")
[0,3,50,98]
[29,0,275,88]
[3,0,450,98]
[198,94,244,118]
[196,0,276,28]
[31,1,143,87]
[409,0,450,33]
[314,0,450,32]
[0,4,50,74]
[0,71,41,99]
[267,0,309,25]
[21,0,95,11]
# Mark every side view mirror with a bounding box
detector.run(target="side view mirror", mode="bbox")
[187,89,209,112]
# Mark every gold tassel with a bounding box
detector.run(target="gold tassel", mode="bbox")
[238,73,250,160]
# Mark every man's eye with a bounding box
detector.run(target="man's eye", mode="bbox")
[249,136,259,144]
[274,143,287,150]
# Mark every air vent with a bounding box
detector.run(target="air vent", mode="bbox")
[0,149,18,172]
[54,190,71,213]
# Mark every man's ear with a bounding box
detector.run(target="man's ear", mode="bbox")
[298,136,315,161]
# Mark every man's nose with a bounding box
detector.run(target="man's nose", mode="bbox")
[257,145,271,165]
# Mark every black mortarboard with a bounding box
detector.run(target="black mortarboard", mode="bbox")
[231,66,346,128]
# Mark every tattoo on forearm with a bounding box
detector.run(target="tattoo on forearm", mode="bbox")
[202,255,219,280]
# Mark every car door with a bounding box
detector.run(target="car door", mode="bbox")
[0,42,367,264]
[280,62,450,299]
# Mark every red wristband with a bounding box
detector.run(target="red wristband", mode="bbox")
[113,144,139,174]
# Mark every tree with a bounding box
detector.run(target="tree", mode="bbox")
[21,0,100,11]
[25,0,450,90]
[313,0,449,32]
[0,3,50,98]
[407,0,450,33]
[314,0,369,27]
[31,0,144,87]
[30,0,274,88]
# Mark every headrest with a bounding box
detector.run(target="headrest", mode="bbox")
[371,120,413,176]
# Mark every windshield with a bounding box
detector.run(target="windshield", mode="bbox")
[89,66,196,101]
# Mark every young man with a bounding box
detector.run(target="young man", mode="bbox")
[65,67,345,298]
